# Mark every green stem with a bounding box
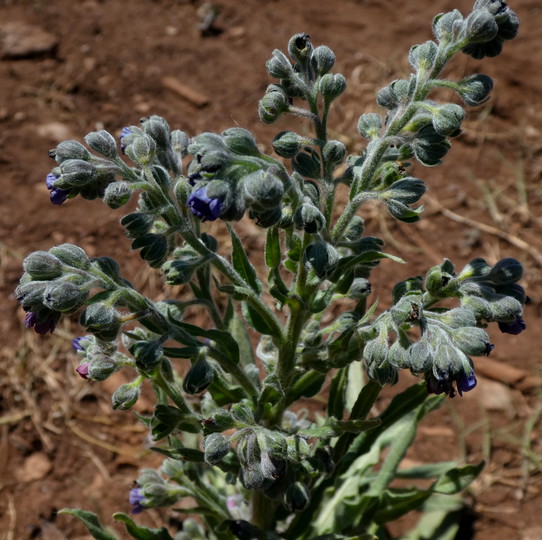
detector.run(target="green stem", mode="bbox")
[207,347,259,398]
[155,363,192,415]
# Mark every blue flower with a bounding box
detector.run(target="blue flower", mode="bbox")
[45,173,71,205]
[498,317,526,335]
[188,187,223,221]
[72,336,90,351]
[129,487,146,514]
[24,310,59,334]
[425,371,477,398]
[120,127,132,154]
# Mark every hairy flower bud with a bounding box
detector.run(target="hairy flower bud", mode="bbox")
[103,181,132,208]
[303,241,339,279]
[272,131,305,158]
[112,381,141,410]
[311,45,335,75]
[162,256,211,285]
[80,303,121,341]
[87,354,118,381]
[242,170,284,210]
[408,40,438,73]
[170,129,189,160]
[432,103,465,137]
[318,73,346,102]
[487,257,523,285]
[266,49,294,79]
[23,251,63,280]
[357,113,383,139]
[222,127,260,156]
[292,151,321,179]
[183,356,214,394]
[451,326,493,356]
[125,134,156,165]
[284,482,310,512]
[455,74,493,106]
[432,10,464,43]
[130,340,164,371]
[258,89,290,124]
[141,115,170,148]
[43,281,88,312]
[288,33,313,65]
[464,9,499,44]
[49,244,90,270]
[59,159,97,187]
[84,130,118,158]
[293,201,325,233]
[49,140,91,164]
[322,140,346,165]
[203,433,231,465]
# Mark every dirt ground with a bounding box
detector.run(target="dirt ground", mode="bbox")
[1,0,542,538]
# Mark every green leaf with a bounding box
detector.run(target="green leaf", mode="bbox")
[228,224,262,294]
[328,367,348,419]
[151,446,205,462]
[265,226,281,268]
[208,377,246,406]
[242,302,276,335]
[431,461,485,494]
[57,509,119,540]
[298,417,381,439]
[113,512,174,540]
[373,487,432,525]
[162,346,200,358]
[228,314,254,367]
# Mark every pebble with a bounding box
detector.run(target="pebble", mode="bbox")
[16,452,53,482]
[0,21,58,59]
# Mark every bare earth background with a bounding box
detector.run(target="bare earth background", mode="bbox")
[1,0,542,538]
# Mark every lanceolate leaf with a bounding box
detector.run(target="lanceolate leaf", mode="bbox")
[113,513,175,540]
[57,509,119,540]
[228,224,262,294]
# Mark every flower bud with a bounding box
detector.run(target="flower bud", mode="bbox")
[272,131,305,158]
[92,255,122,280]
[293,202,325,234]
[357,113,383,139]
[125,134,156,165]
[84,130,118,158]
[452,327,493,356]
[43,281,88,312]
[322,140,346,165]
[455,74,493,106]
[292,151,321,179]
[162,256,210,285]
[141,115,170,148]
[266,49,294,79]
[406,341,433,373]
[408,40,438,73]
[458,257,491,279]
[242,170,284,210]
[258,90,289,124]
[284,482,310,512]
[49,244,90,270]
[183,356,214,394]
[87,354,118,381]
[433,9,464,43]
[348,278,371,299]
[249,205,283,228]
[170,129,189,159]
[311,45,335,75]
[112,381,141,410]
[464,9,498,44]
[23,251,63,280]
[487,257,523,285]
[59,159,97,187]
[384,178,426,205]
[120,212,154,238]
[80,303,121,341]
[288,33,313,65]
[303,241,339,280]
[222,127,260,156]
[103,181,132,208]
[203,409,236,433]
[203,433,231,465]
[489,294,523,322]
[432,104,465,137]
[130,340,164,371]
[425,263,458,297]
[390,296,422,327]
[49,140,91,164]
[318,73,346,102]
[344,216,365,240]
[376,79,409,109]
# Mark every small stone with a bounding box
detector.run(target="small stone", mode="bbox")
[16,452,52,482]
[1,22,58,59]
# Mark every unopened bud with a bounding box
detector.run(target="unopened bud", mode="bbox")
[318,73,346,102]
[311,45,335,75]
[23,251,63,280]
[50,140,91,164]
[203,433,231,465]
[183,356,214,394]
[112,381,141,410]
[84,130,118,158]
[49,244,90,270]
[103,181,132,208]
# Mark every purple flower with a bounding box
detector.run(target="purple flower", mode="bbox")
[75,362,90,379]
[45,173,71,205]
[24,311,58,334]
[188,187,223,222]
[120,127,132,154]
[425,371,477,398]
[498,317,526,335]
[72,336,90,352]
[129,487,146,514]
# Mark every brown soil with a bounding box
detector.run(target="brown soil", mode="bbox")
[1,0,542,538]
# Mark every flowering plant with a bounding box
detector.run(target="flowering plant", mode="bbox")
[17,1,524,538]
